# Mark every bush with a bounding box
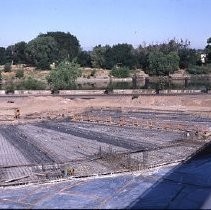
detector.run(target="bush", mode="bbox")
[148,51,179,76]
[16,77,46,90]
[4,63,12,72]
[47,60,82,91]
[187,65,211,74]
[90,69,96,77]
[15,69,24,79]
[112,81,132,89]
[5,81,15,94]
[111,66,130,78]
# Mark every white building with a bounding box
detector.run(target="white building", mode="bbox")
[200,54,206,64]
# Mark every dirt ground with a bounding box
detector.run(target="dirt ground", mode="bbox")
[0,94,210,185]
[0,94,211,124]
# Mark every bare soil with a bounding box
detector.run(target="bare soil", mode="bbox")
[0,94,210,124]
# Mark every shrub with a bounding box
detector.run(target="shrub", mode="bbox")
[47,60,82,91]
[5,81,15,94]
[111,66,130,78]
[90,69,96,77]
[4,63,12,72]
[15,69,24,79]
[16,77,46,90]
[187,65,211,74]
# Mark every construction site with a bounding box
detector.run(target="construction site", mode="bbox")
[0,93,211,187]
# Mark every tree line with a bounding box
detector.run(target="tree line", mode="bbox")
[0,31,211,76]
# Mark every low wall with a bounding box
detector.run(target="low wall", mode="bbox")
[14,90,51,95]
[0,90,6,95]
[159,89,202,94]
[0,89,208,96]
[59,90,105,95]
[112,89,156,95]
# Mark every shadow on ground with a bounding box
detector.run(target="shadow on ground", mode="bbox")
[128,142,211,209]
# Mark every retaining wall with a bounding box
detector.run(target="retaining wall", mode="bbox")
[159,89,202,94]
[59,90,105,95]
[112,89,156,94]
[14,90,51,95]
[0,89,209,96]
[0,90,6,95]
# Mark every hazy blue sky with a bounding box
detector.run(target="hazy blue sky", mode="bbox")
[0,0,210,50]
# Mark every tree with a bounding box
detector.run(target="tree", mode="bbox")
[39,31,80,61]
[0,47,6,65]
[205,37,211,63]
[149,51,166,76]
[135,45,149,70]
[77,50,92,67]
[25,36,59,69]
[5,45,14,64]
[109,44,136,69]
[47,60,82,91]
[90,45,108,68]
[90,44,137,69]
[103,45,114,69]
[148,51,179,76]
[13,41,27,64]
[166,52,180,74]
[178,48,201,69]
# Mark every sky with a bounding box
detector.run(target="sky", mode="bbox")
[0,0,211,50]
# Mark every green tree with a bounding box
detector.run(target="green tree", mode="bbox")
[25,36,58,69]
[90,45,108,68]
[166,52,180,74]
[39,31,80,61]
[0,47,6,65]
[109,44,136,69]
[103,45,114,69]
[148,51,179,76]
[77,50,92,67]
[13,41,27,64]
[135,39,192,71]
[135,45,149,70]
[5,45,14,64]
[47,60,82,91]
[91,44,137,69]
[205,37,211,63]
[178,48,201,68]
